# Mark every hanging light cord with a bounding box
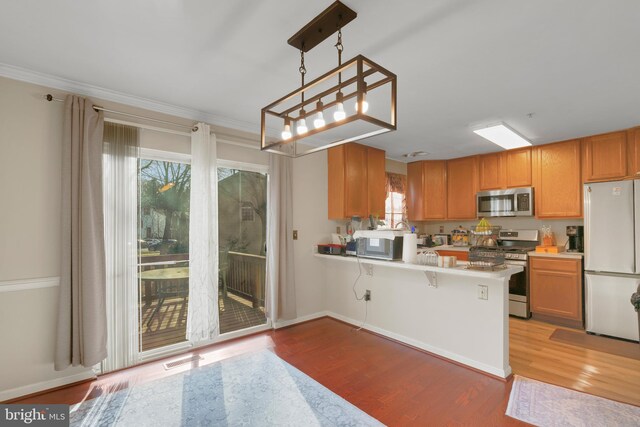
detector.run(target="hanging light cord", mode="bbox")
[299,47,306,107]
[335,27,344,88]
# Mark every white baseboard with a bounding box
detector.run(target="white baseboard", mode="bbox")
[0,370,96,402]
[326,312,511,379]
[0,277,60,293]
[274,311,329,329]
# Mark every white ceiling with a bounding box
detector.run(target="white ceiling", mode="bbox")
[1,0,640,160]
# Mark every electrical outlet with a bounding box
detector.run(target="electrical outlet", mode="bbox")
[364,290,371,301]
[336,226,341,234]
[478,285,488,300]
[293,230,298,240]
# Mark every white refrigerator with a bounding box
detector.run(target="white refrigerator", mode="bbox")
[584,179,640,341]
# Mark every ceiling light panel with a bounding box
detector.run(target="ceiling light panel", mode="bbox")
[473,123,531,150]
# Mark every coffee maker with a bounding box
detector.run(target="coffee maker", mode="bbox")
[566,226,584,252]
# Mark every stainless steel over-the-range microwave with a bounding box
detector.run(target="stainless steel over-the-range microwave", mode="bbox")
[476,187,534,217]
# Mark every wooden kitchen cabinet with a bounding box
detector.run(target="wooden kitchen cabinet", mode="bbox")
[582,131,627,182]
[478,148,532,191]
[505,147,532,188]
[533,139,582,218]
[478,152,505,190]
[406,160,447,220]
[447,156,478,219]
[627,127,640,177]
[435,250,469,261]
[327,143,386,219]
[530,256,583,327]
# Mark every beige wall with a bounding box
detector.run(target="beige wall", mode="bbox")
[0,77,92,399]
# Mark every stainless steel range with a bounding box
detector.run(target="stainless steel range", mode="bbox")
[471,229,539,318]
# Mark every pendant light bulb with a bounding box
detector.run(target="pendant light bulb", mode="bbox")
[333,92,346,122]
[281,124,292,140]
[281,118,292,140]
[296,109,308,135]
[334,103,346,121]
[354,84,369,113]
[313,100,325,129]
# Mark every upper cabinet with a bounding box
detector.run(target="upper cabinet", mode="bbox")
[533,139,582,218]
[478,152,505,191]
[582,131,628,182]
[478,147,532,191]
[627,127,640,177]
[327,143,386,220]
[407,160,447,221]
[505,147,532,188]
[447,156,478,220]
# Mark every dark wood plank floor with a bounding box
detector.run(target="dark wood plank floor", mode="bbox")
[12,318,523,426]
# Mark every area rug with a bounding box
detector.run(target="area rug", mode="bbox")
[549,328,640,361]
[506,375,640,426]
[70,350,384,426]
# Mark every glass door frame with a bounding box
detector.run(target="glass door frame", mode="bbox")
[216,159,273,338]
[138,154,273,363]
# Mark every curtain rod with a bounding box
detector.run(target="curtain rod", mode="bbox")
[45,94,199,132]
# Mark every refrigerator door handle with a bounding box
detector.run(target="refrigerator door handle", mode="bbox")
[635,180,640,274]
[584,184,591,270]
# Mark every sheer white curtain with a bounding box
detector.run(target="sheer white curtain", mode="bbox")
[187,123,219,342]
[266,154,297,323]
[101,123,140,372]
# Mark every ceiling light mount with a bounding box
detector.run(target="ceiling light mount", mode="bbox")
[261,1,397,157]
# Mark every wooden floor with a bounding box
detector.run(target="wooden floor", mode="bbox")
[11,317,640,425]
[141,293,266,351]
[509,317,640,406]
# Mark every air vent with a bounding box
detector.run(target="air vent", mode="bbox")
[163,354,203,370]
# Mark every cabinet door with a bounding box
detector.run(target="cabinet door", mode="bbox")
[530,257,582,321]
[534,140,582,218]
[367,147,386,218]
[344,144,369,218]
[424,160,447,219]
[407,161,424,220]
[627,127,640,177]
[327,146,346,219]
[478,152,505,190]
[505,147,532,188]
[583,131,627,182]
[447,156,478,219]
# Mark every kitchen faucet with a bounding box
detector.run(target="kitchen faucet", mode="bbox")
[395,221,410,230]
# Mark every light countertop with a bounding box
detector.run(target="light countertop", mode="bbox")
[527,251,583,259]
[429,245,471,252]
[314,253,523,279]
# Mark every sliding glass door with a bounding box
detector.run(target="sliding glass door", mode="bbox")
[217,164,268,334]
[138,158,191,352]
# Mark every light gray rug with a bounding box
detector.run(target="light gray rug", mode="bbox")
[70,350,384,426]
[506,375,640,426]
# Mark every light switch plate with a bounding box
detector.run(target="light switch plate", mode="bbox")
[478,285,488,300]
[293,230,298,240]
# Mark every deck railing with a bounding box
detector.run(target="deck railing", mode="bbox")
[225,251,266,308]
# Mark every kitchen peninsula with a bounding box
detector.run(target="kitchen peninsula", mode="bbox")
[316,254,523,378]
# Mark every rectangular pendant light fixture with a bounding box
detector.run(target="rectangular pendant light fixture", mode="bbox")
[473,123,531,150]
[261,1,397,158]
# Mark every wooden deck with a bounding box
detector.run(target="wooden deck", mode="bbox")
[140,292,266,352]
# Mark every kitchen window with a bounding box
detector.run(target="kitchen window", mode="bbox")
[384,172,407,228]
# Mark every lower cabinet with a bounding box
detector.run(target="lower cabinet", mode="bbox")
[529,256,583,327]
[435,250,469,261]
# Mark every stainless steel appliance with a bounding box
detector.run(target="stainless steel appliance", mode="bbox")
[566,225,584,253]
[471,229,539,318]
[353,230,404,260]
[584,180,640,341]
[476,187,534,218]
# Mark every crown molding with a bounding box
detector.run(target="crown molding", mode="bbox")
[0,62,259,135]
